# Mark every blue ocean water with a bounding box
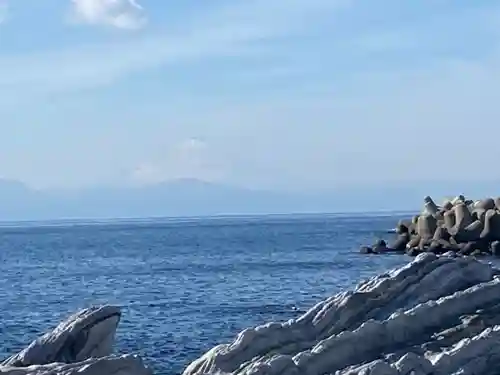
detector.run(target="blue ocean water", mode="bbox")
[0,213,414,374]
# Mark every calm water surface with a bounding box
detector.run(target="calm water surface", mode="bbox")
[0,214,416,374]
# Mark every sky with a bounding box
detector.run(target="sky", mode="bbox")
[0,0,499,191]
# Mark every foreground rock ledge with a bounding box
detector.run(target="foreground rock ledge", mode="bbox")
[1,305,151,375]
[183,253,500,375]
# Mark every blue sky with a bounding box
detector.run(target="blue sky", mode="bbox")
[0,0,499,190]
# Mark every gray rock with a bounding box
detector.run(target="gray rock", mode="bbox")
[417,215,437,239]
[476,198,496,211]
[1,306,151,375]
[495,197,500,211]
[0,355,151,375]
[389,233,410,251]
[406,235,421,249]
[481,209,500,241]
[491,241,500,256]
[396,221,410,234]
[451,203,473,235]
[183,254,500,375]
[433,226,451,242]
[407,247,422,257]
[472,208,487,223]
[442,200,453,211]
[423,196,439,216]
[359,246,373,254]
[454,220,483,243]
[451,195,466,205]
[443,210,456,232]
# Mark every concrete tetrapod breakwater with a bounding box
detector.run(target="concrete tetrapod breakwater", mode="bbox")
[360,195,500,257]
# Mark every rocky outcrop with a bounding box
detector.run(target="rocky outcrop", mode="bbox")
[1,305,151,375]
[182,253,500,375]
[362,194,500,257]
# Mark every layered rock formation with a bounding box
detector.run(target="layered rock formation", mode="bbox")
[1,305,151,375]
[183,253,500,375]
[363,195,500,256]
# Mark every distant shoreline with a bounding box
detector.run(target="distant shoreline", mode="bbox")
[0,210,417,229]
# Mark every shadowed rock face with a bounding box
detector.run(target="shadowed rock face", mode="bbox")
[183,254,500,375]
[3,305,121,367]
[0,355,151,375]
[1,305,151,375]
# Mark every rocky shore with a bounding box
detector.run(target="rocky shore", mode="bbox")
[0,305,151,375]
[8,253,500,374]
[183,253,500,375]
[361,195,500,257]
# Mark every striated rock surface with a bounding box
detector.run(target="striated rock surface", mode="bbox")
[1,305,151,375]
[183,253,500,375]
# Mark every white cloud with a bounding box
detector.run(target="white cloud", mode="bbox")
[69,0,146,30]
[0,0,351,100]
[128,138,227,186]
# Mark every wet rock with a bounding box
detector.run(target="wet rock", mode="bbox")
[359,246,373,254]
[372,239,388,253]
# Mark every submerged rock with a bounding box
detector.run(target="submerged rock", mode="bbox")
[1,305,151,375]
[183,253,500,375]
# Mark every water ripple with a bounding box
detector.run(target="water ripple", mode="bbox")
[0,214,410,374]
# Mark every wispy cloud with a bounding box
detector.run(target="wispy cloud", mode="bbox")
[129,138,227,185]
[69,0,147,30]
[0,0,348,98]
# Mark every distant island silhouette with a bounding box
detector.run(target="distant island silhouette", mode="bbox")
[1,177,500,220]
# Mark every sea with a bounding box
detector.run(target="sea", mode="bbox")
[0,213,417,374]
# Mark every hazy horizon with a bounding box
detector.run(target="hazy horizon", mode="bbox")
[0,1,499,192]
[0,176,497,220]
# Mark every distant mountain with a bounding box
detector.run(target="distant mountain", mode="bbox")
[0,177,498,220]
